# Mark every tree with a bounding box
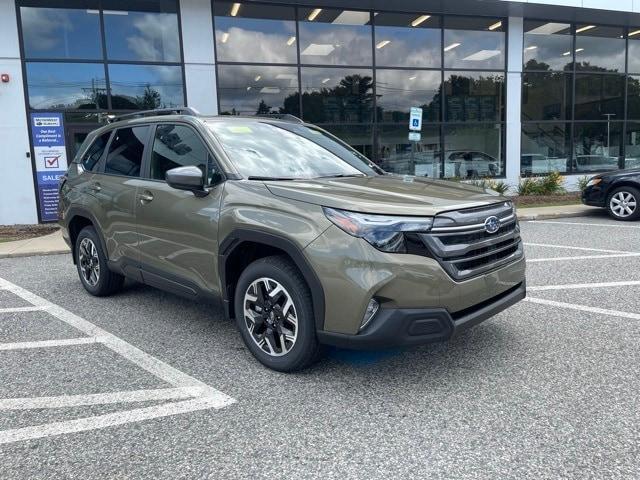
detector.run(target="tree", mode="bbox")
[135,85,162,110]
[256,99,272,115]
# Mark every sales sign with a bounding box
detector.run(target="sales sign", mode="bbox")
[409,107,423,132]
[31,113,67,222]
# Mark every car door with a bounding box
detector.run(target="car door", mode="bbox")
[134,122,224,298]
[84,125,150,271]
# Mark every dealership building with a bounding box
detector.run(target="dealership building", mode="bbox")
[1,0,640,223]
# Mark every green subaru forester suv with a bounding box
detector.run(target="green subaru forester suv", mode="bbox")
[59,108,526,372]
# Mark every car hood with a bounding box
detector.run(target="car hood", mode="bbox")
[264,175,507,216]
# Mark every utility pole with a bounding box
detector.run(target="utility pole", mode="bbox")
[603,113,616,156]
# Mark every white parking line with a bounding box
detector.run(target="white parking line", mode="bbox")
[0,306,49,314]
[0,276,235,445]
[530,220,640,229]
[524,242,638,255]
[529,281,640,292]
[525,297,640,320]
[0,337,102,351]
[0,387,204,410]
[527,253,640,263]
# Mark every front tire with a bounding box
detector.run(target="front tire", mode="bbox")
[234,256,321,372]
[606,187,639,221]
[75,226,124,296]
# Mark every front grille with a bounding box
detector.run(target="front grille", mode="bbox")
[418,202,523,280]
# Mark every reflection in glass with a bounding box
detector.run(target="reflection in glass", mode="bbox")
[301,68,374,123]
[26,62,107,109]
[377,125,441,177]
[521,123,570,175]
[623,123,640,169]
[104,10,181,62]
[319,124,373,158]
[572,122,622,172]
[523,21,571,71]
[628,37,640,74]
[443,124,504,178]
[20,7,102,60]
[575,25,625,73]
[214,2,297,64]
[108,64,184,110]
[104,126,148,177]
[150,125,209,180]
[376,70,440,123]
[218,65,299,116]
[299,8,372,65]
[444,17,505,70]
[628,75,640,119]
[444,71,504,122]
[574,74,624,120]
[522,72,571,121]
[373,12,440,68]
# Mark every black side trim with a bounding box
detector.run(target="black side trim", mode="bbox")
[64,206,109,265]
[218,229,326,330]
[317,281,526,350]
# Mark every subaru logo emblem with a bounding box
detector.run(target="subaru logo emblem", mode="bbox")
[484,216,500,234]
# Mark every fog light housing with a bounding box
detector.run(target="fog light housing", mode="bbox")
[360,298,379,331]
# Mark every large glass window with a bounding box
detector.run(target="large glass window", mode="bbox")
[373,12,441,68]
[521,123,570,175]
[628,33,640,74]
[443,17,505,70]
[150,124,209,180]
[444,71,504,122]
[624,123,640,169]
[108,65,184,110]
[574,74,624,121]
[20,7,102,60]
[522,72,572,121]
[26,62,107,110]
[103,8,181,62]
[376,70,440,123]
[217,65,299,116]
[377,125,441,177]
[523,21,572,71]
[214,2,297,64]
[443,124,504,178]
[104,126,148,177]
[572,122,622,173]
[575,25,625,73]
[298,8,372,66]
[301,68,374,123]
[628,76,640,120]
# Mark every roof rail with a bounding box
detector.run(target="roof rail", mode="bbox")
[255,113,304,123]
[108,107,200,123]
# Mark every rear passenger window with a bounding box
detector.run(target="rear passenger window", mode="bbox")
[150,124,209,181]
[81,132,111,171]
[104,126,148,177]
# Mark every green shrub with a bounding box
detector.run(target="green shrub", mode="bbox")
[577,176,590,192]
[517,171,566,196]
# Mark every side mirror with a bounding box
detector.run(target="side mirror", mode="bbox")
[166,166,208,197]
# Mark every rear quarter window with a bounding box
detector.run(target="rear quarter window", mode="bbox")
[79,132,112,172]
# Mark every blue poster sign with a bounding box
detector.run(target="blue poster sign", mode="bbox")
[30,113,68,222]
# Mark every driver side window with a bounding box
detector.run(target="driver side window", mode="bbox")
[150,124,221,184]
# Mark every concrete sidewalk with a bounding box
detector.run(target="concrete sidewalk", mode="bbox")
[0,204,601,259]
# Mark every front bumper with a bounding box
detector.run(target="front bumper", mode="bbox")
[317,281,526,349]
[582,184,607,207]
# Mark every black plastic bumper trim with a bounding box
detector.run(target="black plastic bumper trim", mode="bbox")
[317,281,526,350]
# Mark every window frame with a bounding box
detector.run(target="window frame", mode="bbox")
[99,124,152,179]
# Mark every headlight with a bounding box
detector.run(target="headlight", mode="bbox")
[323,207,433,253]
[586,177,602,187]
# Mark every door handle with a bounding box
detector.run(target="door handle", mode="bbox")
[138,191,154,204]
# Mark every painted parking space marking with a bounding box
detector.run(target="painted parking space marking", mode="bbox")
[525,297,640,320]
[0,305,49,314]
[524,242,639,255]
[527,253,640,263]
[528,280,640,292]
[529,220,640,229]
[0,276,235,445]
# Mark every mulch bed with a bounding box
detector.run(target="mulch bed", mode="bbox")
[0,224,60,242]
[513,192,582,208]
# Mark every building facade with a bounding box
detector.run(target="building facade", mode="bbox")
[2,0,640,224]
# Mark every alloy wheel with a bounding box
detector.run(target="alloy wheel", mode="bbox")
[609,191,637,218]
[243,277,298,357]
[78,238,100,287]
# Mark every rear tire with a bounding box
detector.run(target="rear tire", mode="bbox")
[75,226,124,296]
[234,255,321,372]
[606,186,640,221]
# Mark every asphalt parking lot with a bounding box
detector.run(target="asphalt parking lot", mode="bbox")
[0,212,639,479]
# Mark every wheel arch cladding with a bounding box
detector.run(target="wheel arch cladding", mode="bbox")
[219,229,326,330]
[66,208,108,265]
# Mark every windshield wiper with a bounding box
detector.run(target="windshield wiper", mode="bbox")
[247,176,297,181]
[314,173,366,179]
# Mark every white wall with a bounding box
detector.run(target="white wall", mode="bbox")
[0,0,38,224]
[180,0,218,115]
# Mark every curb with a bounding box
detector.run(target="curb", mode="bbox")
[0,249,70,260]
[516,210,600,221]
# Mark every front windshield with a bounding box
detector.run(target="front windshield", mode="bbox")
[206,120,378,179]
